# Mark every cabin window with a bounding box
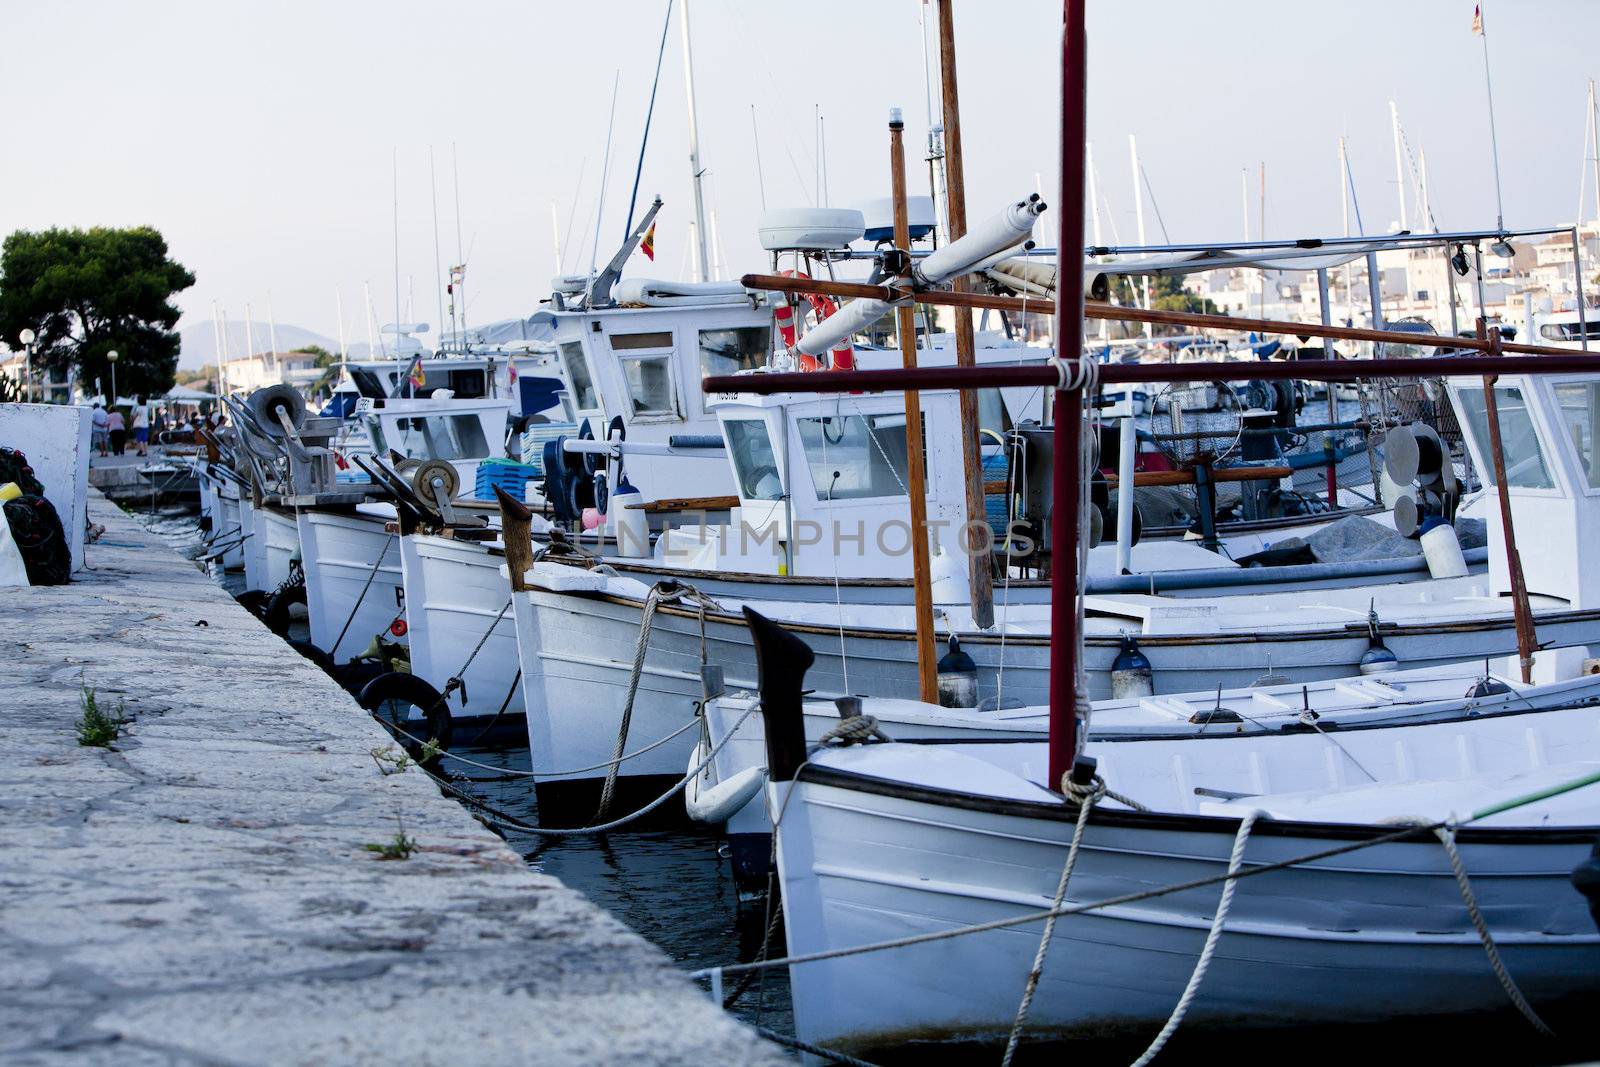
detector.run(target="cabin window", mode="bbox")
[1555,382,1600,489]
[1456,385,1553,489]
[699,326,772,379]
[560,342,598,411]
[381,414,491,462]
[798,413,913,500]
[620,355,678,417]
[1541,321,1600,342]
[725,419,783,500]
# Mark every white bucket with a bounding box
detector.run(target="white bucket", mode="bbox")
[1421,523,1468,580]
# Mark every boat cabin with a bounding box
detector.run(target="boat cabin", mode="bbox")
[1449,371,1600,611]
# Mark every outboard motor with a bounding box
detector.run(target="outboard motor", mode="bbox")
[1110,632,1154,698]
[937,636,979,709]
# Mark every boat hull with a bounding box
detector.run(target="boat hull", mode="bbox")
[403,532,524,720]
[296,508,404,661]
[772,769,1600,1052]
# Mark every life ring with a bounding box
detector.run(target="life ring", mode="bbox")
[773,269,855,372]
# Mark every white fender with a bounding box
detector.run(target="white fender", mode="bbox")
[684,741,767,826]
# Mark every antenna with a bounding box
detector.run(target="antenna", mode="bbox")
[363,281,384,359]
[550,199,563,275]
[623,0,675,242]
[392,147,402,364]
[561,157,588,276]
[819,112,829,208]
[210,300,226,396]
[749,105,767,210]
[588,70,622,289]
[680,0,711,282]
[266,294,280,376]
[1240,168,1250,243]
[1128,134,1152,336]
[429,146,446,354]
[334,287,348,361]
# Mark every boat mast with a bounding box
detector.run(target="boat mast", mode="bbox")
[888,108,939,703]
[1129,134,1151,337]
[1591,79,1600,225]
[1051,0,1089,785]
[679,0,711,282]
[935,0,996,629]
[1389,100,1408,231]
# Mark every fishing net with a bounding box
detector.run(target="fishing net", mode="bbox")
[0,446,46,497]
[5,494,70,585]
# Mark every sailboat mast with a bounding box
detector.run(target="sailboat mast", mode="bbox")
[1591,79,1600,225]
[680,0,711,282]
[1129,134,1152,337]
[1050,0,1089,785]
[1389,100,1408,231]
[334,287,348,362]
[888,108,938,704]
[1339,136,1352,319]
[935,0,995,629]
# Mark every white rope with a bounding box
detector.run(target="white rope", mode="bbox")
[383,714,703,779]
[999,775,1103,1067]
[1128,809,1261,1067]
[1434,824,1555,1036]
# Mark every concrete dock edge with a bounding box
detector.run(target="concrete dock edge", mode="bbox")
[1,488,784,1065]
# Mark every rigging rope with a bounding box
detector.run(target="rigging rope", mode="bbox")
[330,531,397,658]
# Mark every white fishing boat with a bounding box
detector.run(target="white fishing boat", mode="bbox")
[501,361,1600,809]
[693,648,1600,885]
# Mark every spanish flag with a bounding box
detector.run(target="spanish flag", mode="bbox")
[1472,4,1483,34]
[640,221,657,262]
[408,355,425,390]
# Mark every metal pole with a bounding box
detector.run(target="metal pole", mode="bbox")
[1389,101,1408,232]
[1318,267,1338,506]
[935,0,995,629]
[679,0,711,282]
[1474,244,1488,325]
[889,109,938,705]
[1478,13,1506,231]
[1129,134,1151,338]
[1115,412,1135,574]
[1050,0,1089,785]
[1591,78,1600,226]
[1573,227,1589,351]
[1443,244,1461,337]
[1366,251,1385,332]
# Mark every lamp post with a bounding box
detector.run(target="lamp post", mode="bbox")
[107,349,119,409]
[18,328,35,402]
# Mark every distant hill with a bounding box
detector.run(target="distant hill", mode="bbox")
[178,319,339,370]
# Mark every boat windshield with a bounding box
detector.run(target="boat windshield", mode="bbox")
[560,342,598,411]
[1455,385,1554,489]
[699,326,772,379]
[1555,381,1600,489]
[725,419,783,500]
[370,413,490,462]
[798,413,913,500]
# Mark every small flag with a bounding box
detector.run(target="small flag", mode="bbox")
[1472,4,1483,34]
[507,360,518,386]
[408,356,425,389]
[640,221,657,262]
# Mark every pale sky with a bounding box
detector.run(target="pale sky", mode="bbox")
[5,0,1598,355]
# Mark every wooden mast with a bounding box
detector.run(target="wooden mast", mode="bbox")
[1476,319,1539,684]
[890,109,940,704]
[935,0,996,629]
[1049,0,1089,786]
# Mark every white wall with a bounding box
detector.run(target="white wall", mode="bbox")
[0,403,92,572]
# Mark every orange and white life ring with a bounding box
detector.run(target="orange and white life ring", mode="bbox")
[773,269,855,372]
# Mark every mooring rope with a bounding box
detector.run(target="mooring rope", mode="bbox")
[330,531,397,658]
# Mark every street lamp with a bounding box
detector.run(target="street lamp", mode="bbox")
[107,349,119,409]
[18,328,35,402]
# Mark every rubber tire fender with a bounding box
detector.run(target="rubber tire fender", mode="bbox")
[234,589,269,616]
[357,671,454,761]
[262,582,307,636]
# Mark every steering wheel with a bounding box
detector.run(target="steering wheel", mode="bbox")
[741,464,781,499]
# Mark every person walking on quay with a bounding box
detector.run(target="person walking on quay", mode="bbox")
[132,398,150,457]
[107,407,126,456]
[90,403,109,457]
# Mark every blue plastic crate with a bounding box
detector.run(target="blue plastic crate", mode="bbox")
[475,459,541,502]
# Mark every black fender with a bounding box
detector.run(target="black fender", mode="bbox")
[234,589,269,616]
[358,671,453,765]
[287,638,337,676]
[262,582,307,636]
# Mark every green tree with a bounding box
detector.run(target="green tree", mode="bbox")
[0,226,195,399]
[297,344,341,396]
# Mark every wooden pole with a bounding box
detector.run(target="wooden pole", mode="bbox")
[936,0,996,628]
[1476,320,1538,683]
[890,110,939,705]
[1050,0,1089,787]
